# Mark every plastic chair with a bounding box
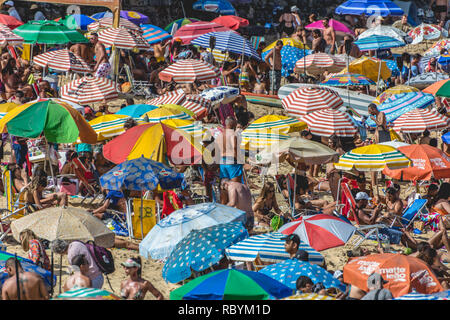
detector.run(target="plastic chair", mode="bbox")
[389,198,428,230]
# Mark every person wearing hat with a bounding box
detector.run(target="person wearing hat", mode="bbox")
[30,4,46,21]
[4,1,21,22]
[361,273,393,300]
[354,191,384,225]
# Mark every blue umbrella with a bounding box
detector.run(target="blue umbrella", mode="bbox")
[191,31,260,60]
[193,0,236,15]
[384,59,400,77]
[335,0,404,16]
[354,35,405,51]
[438,54,450,65]
[262,45,312,77]
[139,202,247,260]
[115,104,158,118]
[366,92,435,127]
[91,11,112,20]
[141,24,172,45]
[62,14,96,31]
[259,259,346,292]
[99,156,185,192]
[443,131,450,144]
[162,221,248,283]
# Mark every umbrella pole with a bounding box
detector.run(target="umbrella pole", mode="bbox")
[45,139,56,190]
[14,253,20,300]
[180,0,186,18]
[292,172,297,217]
[50,249,54,298]
[140,191,144,240]
[376,57,382,97]
[59,254,62,294]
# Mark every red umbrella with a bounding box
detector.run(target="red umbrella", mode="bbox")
[278,214,356,251]
[0,23,22,46]
[172,21,235,44]
[181,94,211,120]
[33,49,92,73]
[392,108,449,134]
[300,108,358,137]
[212,15,249,30]
[295,53,346,75]
[0,14,23,29]
[159,59,220,83]
[147,89,186,106]
[60,76,119,104]
[281,86,343,117]
[97,27,150,50]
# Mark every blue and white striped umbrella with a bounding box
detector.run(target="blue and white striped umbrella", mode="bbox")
[262,45,312,77]
[354,35,405,51]
[141,24,172,45]
[335,0,404,16]
[191,31,260,60]
[259,259,346,292]
[225,232,324,265]
[139,202,247,260]
[193,0,236,15]
[395,290,450,300]
[366,92,435,127]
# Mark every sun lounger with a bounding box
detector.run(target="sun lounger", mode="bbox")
[389,198,428,230]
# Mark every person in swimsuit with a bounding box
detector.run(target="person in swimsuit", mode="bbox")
[19,229,50,271]
[279,7,295,37]
[368,103,390,143]
[63,254,91,292]
[252,182,288,227]
[120,257,164,300]
[431,183,450,228]
[90,33,110,78]
[25,176,68,210]
[1,57,19,100]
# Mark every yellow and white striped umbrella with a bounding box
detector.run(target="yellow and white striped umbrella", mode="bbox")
[334,144,411,172]
[142,107,192,122]
[207,48,235,63]
[241,130,291,151]
[283,293,336,300]
[88,114,144,141]
[160,118,205,139]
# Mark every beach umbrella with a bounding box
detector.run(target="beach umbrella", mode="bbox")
[199,86,239,105]
[423,79,450,98]
[284,293,336,300]
[87,17,140,32]
[383,59,401,77]
[33,48,92,73]
[358,25,406,42]
[281,86,344,118]
[212,15,249,30]
[383,144,450,181]
[0,14,23,29]
[60,76,119,104]
[341,56,391,82]
[0,99,97,144]
[241,130,291,151]
[294,53,346,75]
[165,18,201,33]
[141,24,172,45]
[143,106,193,122]
[120,10,149,25]
[0,102,19,119]
[438,53,450,66]
[162,221,248,283]
[13,20,88,45]
[225,232,324,265]
[408,23,441,45]
[424,39,450,57]
[180,95,211,119]
[395,290,449,300]
[366,92,435,127]
[159,59,220,83]
[147,89,187,106]
[407,72,450,90]
[322,73,374,86]
[11,207,115,248]
[34,98,85,115]
[88,114,144,142]
[354,34,405,51]
[334,144,412,172]
[54,287,121,300]
[263,38,309,52]
[191,31,260,61]
[193,0,236,15]
[115,104,158,118]
[97,27,150,50]
[0,23,23,46]
[373,85,419,104]
[392,108,449,134]
[260,259,346,292]
[335,0,404,16]
[61,14,96,31]
[261,45,311,77]
[172,21,235,45]
[170,268,293,300]
[300,109,358,137]
[343,253,444,297]
[305,19,354,36]
[140,203,246,260]
[91,11,113,20]
[102,121,207,165]
[278,214,356,251]
[443,132,450,144]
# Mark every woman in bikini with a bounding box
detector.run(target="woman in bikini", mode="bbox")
[431,183,450,229]
[252,182,290,227]
[279,7,295,37]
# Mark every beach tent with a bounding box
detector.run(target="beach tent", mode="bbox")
[393,0,418,27]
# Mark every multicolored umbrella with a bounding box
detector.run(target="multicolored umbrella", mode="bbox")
[278,214,356,251]
[147,89,187,106]
[335,0,404,16]
[115,104,157,118]
[305,19,354,36]
[141,24,172,45]
[162,221,248,283]
[143,106,192,122]
[322,73,375,86]
[392,108,449,134]
[0,14,23,29]
[212,15,249,30]
[61,14,96,31]
[33,48,92,73]
[0,23,23,46]
[55,287,121,300]
[60,76,119,104]
[343,253,443,297]
[170,268,293,300]
[120,10,149,25]
[193,0,236,15]
[12,20,88,44]
[281,86,343,117]
[97,27,150,50]
[373,85,419,104]
[284,293,336,300]
[383,144,450,181]
[173,21,234,44]
[0,99,97,144]
[140,203,246,260]
[262,45,311,77]
[334,144,412,172]
[260,259,346,292]
[88,114,143,141]
[159,59,220,83]
[300,109,358,137]
[408,23,441,45]
[358,25,406,42]
[225,232,324,265]
[406,72,450,90]
[0,102,18,119]
[424,39,450,57]
[87,17,140,32]
[354,34,405,51]
[438,53,450,65]
[341,56,391,82]
[423,78,450,98]
[165,18,200,33]
[294,53,346,75]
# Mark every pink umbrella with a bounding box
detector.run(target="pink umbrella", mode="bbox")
[305,19,355,37]
[278,214,356,251]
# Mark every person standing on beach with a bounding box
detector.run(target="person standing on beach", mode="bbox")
[89,33,111,78]
[221,178,254,231]
[368,103,390,143]
[322,18,336,54]
[264,40,283,95]
[216,117,243,185]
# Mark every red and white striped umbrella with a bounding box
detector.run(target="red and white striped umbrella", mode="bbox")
[0,23,23,46]
[279,214,356,251]
[33,49,92,73]
[392,108,450,134]
[300,109,358,137]
[295,53,346,75]
[172,21,235,44]
[158,59,220,83]
[181,94,211,119]
[60,76,119,104]
[281,86,343,117]
[97,27,150,50]
[87,17,140,32]
[147,89,186,106]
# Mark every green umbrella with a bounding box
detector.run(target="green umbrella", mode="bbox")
[435,79,450,97]
[12,20,88,44]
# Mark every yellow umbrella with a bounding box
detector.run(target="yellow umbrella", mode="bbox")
[89,114,144,141]
[0,102,19,119]
[373,85,419,104]
[262,38,309,53]
[340,56,391,82]
[143,107,193,122]
[156,104,196,119]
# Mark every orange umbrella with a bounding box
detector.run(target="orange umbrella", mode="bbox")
[383,144,450,181]
[422,79,450,95]
[343,253,443,297]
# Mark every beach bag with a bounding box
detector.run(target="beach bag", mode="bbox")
[84,241,115,275]
[270,215,283,231]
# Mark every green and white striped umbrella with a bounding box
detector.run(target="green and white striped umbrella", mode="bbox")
[55,287,121,300]
[13,20,88,44]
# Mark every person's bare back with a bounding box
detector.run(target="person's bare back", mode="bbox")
[2,272,49,300]
[226,181,253,218]
[63,272,91,292]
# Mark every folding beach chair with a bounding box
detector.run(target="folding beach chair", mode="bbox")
[389,198,428,230]
[123,64,154,99]
[126,196,160,240]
